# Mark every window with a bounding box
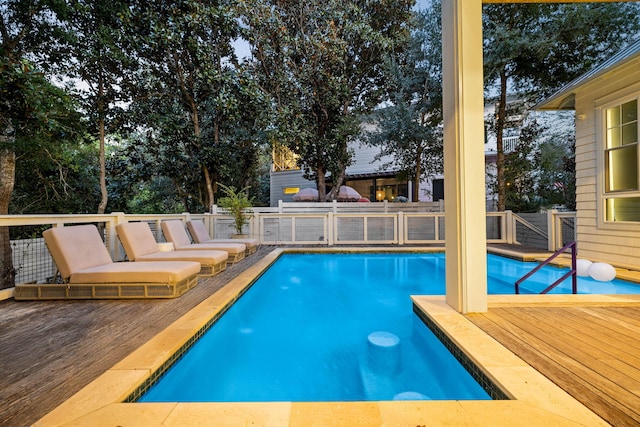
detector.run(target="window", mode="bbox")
[604,98,639,221]
[272,143,299,172]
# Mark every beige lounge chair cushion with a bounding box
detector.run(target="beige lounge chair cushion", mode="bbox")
[116,222,163,260]
[201,238,258,250]
[135,250,228,265]
[186,219,214,243]
[43,224,200,284]
[162,220,246,255]
[44,225,116,280]
[187,220,259,249]
[70,261,200,284]
[116,221,229,265]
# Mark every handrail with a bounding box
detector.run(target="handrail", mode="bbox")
[515,241,577,294]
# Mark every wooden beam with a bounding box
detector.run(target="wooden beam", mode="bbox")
[484,0,635,3]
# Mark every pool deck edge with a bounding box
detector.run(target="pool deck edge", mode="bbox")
[35,250,611,426]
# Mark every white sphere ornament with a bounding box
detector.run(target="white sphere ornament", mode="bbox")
[588,262,616,282]
[576,259,593,277]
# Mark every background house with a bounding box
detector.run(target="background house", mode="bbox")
[536,38,640,268]
[269,123,432,206]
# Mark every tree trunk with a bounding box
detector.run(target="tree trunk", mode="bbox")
[496,69,507,212]
[203,167,215,211]
[317,164,327,201]
[96,74,109,215]
[97,115,108,214]
[413,144,423,201]
[0,147,16,289]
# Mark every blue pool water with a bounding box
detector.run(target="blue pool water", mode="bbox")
[139,253,640,403]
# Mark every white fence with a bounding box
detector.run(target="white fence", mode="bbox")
[0,208,575,291]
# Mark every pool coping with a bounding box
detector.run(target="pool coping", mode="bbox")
[34,248,621,426]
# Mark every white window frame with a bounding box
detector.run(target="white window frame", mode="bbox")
[595,88,640,228]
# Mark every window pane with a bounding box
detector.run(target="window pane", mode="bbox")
[608,127,621,148]
[622,99,637,124]
[606,145,638,192]
[607,105,621,128]
[606,197,640,222]
[622,122,638,145]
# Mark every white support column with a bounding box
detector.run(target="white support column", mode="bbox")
[442,0,487,313]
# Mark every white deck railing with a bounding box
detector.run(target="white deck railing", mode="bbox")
[0,209,576,292]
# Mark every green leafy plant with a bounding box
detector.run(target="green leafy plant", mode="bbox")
[217,183,253,235]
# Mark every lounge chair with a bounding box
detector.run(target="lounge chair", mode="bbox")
[161,220,246,264]
[187,219,259,255]
[116,222,228,276]
[14,224,200,300]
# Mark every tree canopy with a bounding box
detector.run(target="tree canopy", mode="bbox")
[483,1,640,211]
[365,3,443,201]
[242,0,414,201]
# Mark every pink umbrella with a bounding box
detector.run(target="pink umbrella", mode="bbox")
[337,185,361,202]
[292,187,319,202]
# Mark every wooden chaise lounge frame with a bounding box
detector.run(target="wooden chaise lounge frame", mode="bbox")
[14,224,200,300]
[116,222,228,276]
[186,219,259,256]
[161,220,246,264]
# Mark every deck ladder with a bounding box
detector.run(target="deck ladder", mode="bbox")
[515,241,577,294]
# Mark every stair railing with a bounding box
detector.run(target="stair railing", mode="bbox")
[515,241,577,294]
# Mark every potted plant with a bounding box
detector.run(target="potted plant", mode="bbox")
[216,183,254,238]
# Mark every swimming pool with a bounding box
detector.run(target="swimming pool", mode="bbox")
[140,253,492,402]
[139,252,639,403]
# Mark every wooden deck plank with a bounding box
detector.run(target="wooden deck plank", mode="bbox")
[499,307,640,403]
[579,306,640,335]
[497,308,640,402]
[468,306,640,427]
[468,312,640,426]
[0,246,274,427]
[518,307,640,364]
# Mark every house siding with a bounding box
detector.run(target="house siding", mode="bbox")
[573,58,640,268]
[270,170,315,204]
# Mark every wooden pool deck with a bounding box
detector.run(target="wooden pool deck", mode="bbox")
[1,244,639,426]
[467,299,640,426]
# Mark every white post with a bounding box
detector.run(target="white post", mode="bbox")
[442,0,487,313]
[398,212,404,245]
[547,209,557,251]
[505,211,514,244]
[327,212,334,245]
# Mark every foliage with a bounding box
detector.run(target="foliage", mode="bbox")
[1,0,85,288]
[123,0,266,210]
[216,183,254,235]
[534,135,576,211]
[242,0,414,201]
[483,2,640,211]
[366,4,443,201]
[502,121,542,212]
[64,0,135,214]
[11,139,100,214]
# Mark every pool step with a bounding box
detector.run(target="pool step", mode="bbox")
[359,331,400,400]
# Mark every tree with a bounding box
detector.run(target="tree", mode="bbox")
[1,1,83,288]
[483,2,640,211]
[11,139,100,214]
[243,0,414,201]
[366,4,443,201]
[126,0,246,211]
[65,0,133,215]
[501,120,542,212]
